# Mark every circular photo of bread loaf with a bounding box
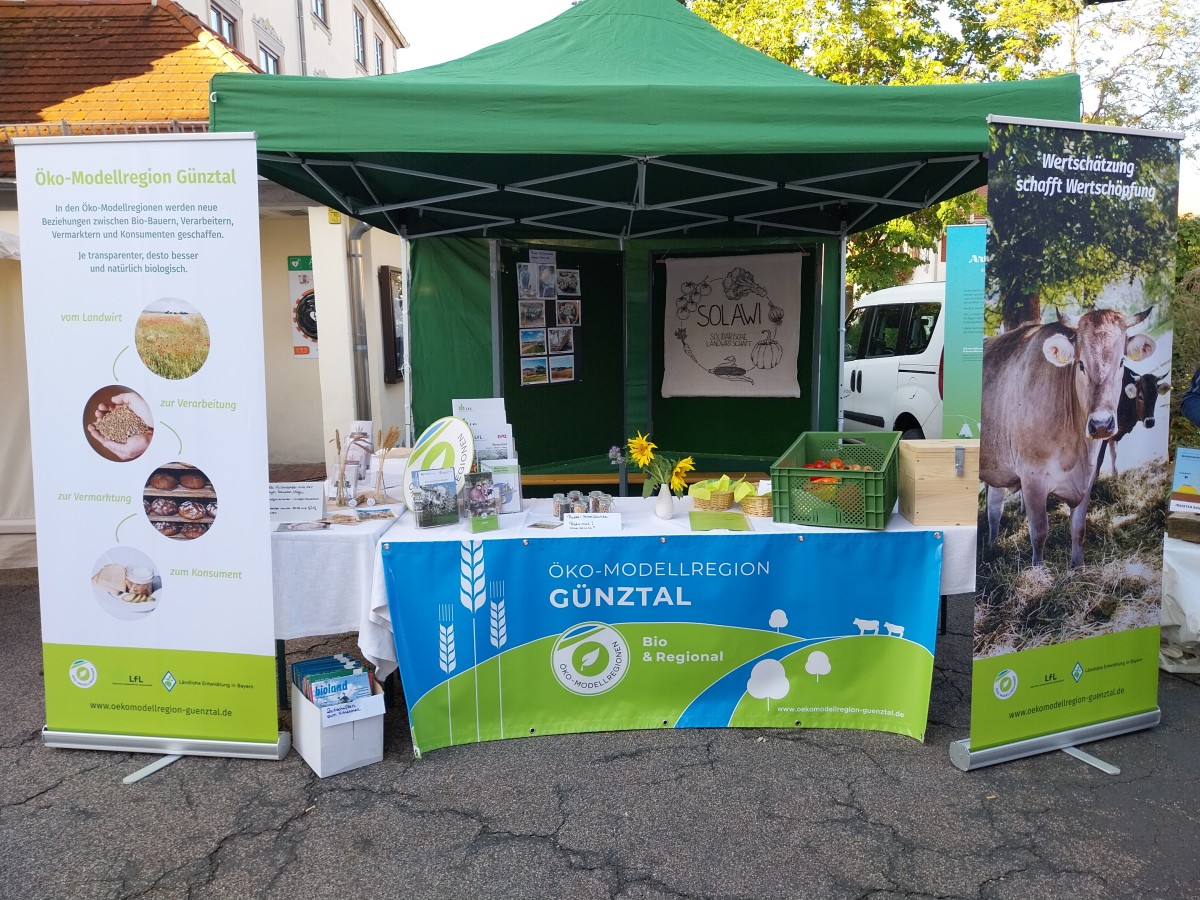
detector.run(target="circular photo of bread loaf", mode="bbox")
[83,384,155,463]
[135,298,210,380]
[90,546,160,620]
[143,462,217,540]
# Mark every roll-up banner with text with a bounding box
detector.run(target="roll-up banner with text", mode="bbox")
[15,134,285,757]
[954,118,1181,770]
[383,531,942,757]
[941,224,986,440]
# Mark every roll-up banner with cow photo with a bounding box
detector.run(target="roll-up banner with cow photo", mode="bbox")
[952,118,1182,771]
[14,133,285,759]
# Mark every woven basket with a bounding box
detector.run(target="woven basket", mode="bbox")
[740,493,773,516]
[692,489,734,511]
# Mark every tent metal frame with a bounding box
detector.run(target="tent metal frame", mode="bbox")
[258,149,985,242]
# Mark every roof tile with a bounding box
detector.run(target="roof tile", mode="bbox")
[0,0,258,177]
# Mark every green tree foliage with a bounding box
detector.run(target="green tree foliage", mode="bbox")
[689,0,1076,292]
[1177,213,1200,282]
[689,0,1074,86]
[1058,0,1200,140]
[688,0,1197,295]
[1170,213,1200,452]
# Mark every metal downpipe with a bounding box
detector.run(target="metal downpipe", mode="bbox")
[347,220,372,421]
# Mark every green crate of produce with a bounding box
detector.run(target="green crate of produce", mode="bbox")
[770,431,900,530]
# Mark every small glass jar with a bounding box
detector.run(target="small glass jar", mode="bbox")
[571,498,588,514]
[595,493,613,513]
[552,493,567,519]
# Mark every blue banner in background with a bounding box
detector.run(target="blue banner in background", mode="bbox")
[383,531,943,755]
[941,223,987,439]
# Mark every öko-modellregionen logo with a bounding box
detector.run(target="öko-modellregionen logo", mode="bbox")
[69,659,98,689]
[993,668,1018,700]
[551,623,628,696]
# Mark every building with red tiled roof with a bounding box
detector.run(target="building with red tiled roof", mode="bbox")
[0,0,413,569]
[0,0,260,181]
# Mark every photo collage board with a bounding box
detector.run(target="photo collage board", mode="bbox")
[516,249,580,387]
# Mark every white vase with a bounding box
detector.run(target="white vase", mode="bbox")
[654,483,674,519]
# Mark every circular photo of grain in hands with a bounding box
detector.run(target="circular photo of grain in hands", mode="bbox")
[83,384,154,462]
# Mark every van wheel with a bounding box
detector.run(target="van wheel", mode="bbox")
[900,428,924,440]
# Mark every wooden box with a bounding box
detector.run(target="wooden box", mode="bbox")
[898,439,980,526]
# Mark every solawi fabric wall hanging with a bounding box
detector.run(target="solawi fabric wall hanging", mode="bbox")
[662,253,802,398]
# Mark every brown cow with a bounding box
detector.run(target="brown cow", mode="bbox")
[1094,367,1170,479]
[980,308,1155,568]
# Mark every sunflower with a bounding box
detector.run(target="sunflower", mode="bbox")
[670,456,696,493]
[627,431,657,468]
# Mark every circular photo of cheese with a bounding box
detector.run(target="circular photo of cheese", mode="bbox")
[90,546,161,620]
[135,298,210,380]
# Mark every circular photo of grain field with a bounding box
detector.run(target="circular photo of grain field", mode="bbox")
[135,298,210,380]
[83,383,154,462]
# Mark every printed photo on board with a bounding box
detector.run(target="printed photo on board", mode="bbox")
[519,328,548,356]
[517,263,537,300]
[556,299,581,326]
[556,268,581,296]
[550,355,575,383]
[520,356,549,385]
[548,327,574,354]
[518,300,546,327]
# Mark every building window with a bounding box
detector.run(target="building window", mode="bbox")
[374,36,385,75]
[258,45,280,74]
[311,0,326,25]
[353,10,367,66]
[209,2,237,45]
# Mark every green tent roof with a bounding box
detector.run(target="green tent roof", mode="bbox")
[209,0,1081,240]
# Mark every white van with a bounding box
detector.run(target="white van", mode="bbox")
[841,282,944,440]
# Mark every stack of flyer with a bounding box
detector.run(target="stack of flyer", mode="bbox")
[290,652,386,778]
[453,397,523,514]
[291,653,375,708]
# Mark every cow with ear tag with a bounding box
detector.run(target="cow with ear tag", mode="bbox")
[980,307,1154,568]
[1094,367,1170,480]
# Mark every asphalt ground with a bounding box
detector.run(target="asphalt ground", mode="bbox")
[3,564,1199,900]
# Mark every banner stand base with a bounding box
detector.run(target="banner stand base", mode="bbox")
[124,754,183,784]
[949,709,1159,771]
[1060,745,1120,775]
[43,727,291,761]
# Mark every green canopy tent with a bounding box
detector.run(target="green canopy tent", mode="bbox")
[209,0,1079,242]
[208,0,1080,470]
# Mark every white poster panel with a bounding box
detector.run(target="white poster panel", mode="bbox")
[288,255,317,357]
[15,133,282,752]
[662,253,802,398]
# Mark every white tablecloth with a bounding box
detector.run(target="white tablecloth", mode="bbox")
[271,509,405,640]
[1162,535,1200,672]
[360,497,976,681]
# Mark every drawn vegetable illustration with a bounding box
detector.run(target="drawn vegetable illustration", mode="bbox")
[723,266,767,301]
[674,275,714,320]
[767,296,784,326]
[674,327,754,384]
[750,329,783,369]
